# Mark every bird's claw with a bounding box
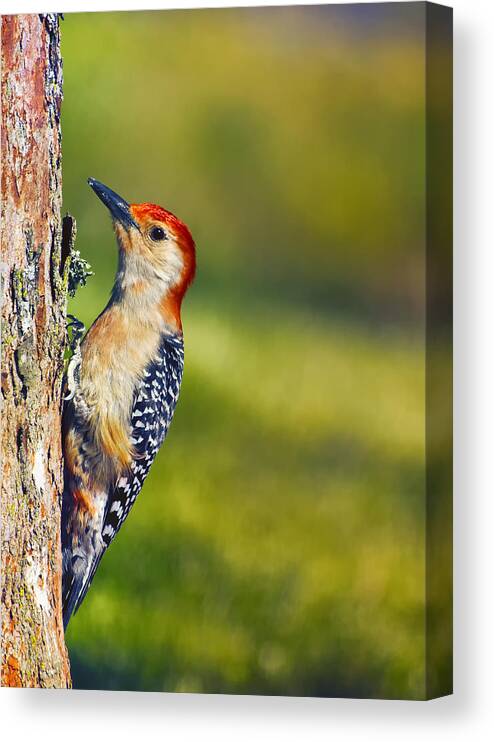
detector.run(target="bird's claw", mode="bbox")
[65,314,85,400]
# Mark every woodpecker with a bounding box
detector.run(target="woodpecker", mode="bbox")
[61,178,196,629]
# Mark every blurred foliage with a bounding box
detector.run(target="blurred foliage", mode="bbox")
[61,5,438,698]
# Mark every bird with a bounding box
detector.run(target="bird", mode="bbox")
[61,178,196,630]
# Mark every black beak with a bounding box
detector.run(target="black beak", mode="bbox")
[88,178,139,229]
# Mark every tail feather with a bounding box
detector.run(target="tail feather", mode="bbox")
[62,546,104,630]
[61,480,109,630]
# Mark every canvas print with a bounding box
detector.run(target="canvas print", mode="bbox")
[0,2,452,699]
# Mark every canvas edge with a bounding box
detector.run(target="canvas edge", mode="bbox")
[424,0,453,701]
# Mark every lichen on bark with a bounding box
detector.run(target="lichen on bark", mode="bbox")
[1,14,71,688]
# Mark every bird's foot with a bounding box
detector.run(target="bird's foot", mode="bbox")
[65,314,85,400]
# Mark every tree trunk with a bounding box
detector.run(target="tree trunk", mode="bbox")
[1,14,71,688]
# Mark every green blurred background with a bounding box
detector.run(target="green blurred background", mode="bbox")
[62,4,430,698]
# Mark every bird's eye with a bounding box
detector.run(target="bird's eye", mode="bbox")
[149,226,166,242]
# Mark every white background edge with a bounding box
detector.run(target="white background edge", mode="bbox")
[1,0,492,738]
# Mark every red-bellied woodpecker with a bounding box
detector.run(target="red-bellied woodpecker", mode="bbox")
[61,178,196,629]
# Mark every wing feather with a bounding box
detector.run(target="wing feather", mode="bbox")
[100,334,184,546]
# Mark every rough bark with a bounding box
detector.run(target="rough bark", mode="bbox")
[1,14,71,688]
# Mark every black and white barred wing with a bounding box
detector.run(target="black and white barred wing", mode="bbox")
[102,335,184,546]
